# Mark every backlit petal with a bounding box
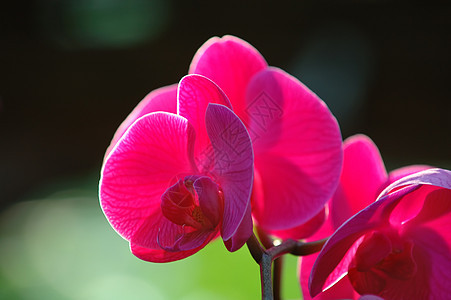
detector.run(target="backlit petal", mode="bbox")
[106,84,177,157]
[189,35,267,124]
[177,75,231,165]
[387,165,431,185]
[193,176,222,227]
[268,207,326,240]
[331,134,387,229]
[205,104,254,244]
[223,200,253,252]
[130,238,209,263]
[309,186,417,297]
[158,227,216,253]
[406,226,451,299]
[247,68,342,229]
[100,112,195,248]
[378,168,451,200]
[299,207,336,299]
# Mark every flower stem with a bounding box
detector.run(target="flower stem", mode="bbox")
[246,234,329,300]
[273,256,283,300]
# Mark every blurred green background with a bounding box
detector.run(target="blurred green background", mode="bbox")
[0,0,450,299]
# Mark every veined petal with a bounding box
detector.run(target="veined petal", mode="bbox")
[247,67,343,230]
[387,165,432,186]
[406,226,451,299]
[309,185,417,297]
[223,200,253,252]
[161,179,199,228]
[99,112,195,248]
[177,75,232,165]
[130,238,210,263]
[359,295,384,300]
[157,226,216,253]
[193,176,222,227]
[331,134,387,229]
[268,207,326,240]
[189,35,267,123]
[378,168,451,200]
[106,84,177,157]
[407,187,451,227]
[301,271,358,300]
[205,104,254,244]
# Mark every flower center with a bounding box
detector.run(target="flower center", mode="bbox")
[348,230,417,296]
[161,175,220,230]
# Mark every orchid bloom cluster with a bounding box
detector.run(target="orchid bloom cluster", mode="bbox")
[99,36,451,299]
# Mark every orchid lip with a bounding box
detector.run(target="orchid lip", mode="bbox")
[161,175,220,230]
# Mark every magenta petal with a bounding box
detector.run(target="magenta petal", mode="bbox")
[189,35,267,123]
[177,75,232,165]
[161,179,199,228]
[379,168,451,199]
[309,186,417,297]
[223,200,253,252]
[407,226,451,298]
[106,84,177,157]
[268,207,326,240]
[205,103,254,243]
[158,227,216,252]
[387,165,432,185]
[193,176,222,227]
[331,134,387,229]
[299,207,336,299]
[354,231,392,272]
[247,67,343,230]
[131,239,208,263]
[99,112,195,248]
[359,295,385,300]
[408,187,451,227]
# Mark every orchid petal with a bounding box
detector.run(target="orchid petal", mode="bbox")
[177,75,232,165]
[189,35,267,123]
[406,226,451,299]
[301,271,357,300]
[299,206,336,299]
[100,112,195,248]
[158,226,216,253]
[359,295,384,300]
[378,168,451,200]
[355,229,431,299]
[377,169,451,228]
[130,237,209,263]
[106,84,177,157]
[387,165,431,185]
[309,186,417,297]
[205,103,254,244]
[407,187,451,227]
[223,200,253,252]
[247,67,342,229]
[331,134,387,229]
[193,176,222,227]
[268,207,326,240]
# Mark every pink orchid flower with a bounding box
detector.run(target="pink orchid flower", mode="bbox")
[100,75,254,262]
[299,134,431,299]
[107,35,343,233]
[191,36,343,231]
[309,168,451,300]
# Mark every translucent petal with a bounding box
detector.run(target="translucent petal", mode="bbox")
[205,104,254,244]
[189,35,267,124]
[100,112,195,248]
[247,68,342,229]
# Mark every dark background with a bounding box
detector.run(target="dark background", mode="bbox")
[1,0,450,211]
